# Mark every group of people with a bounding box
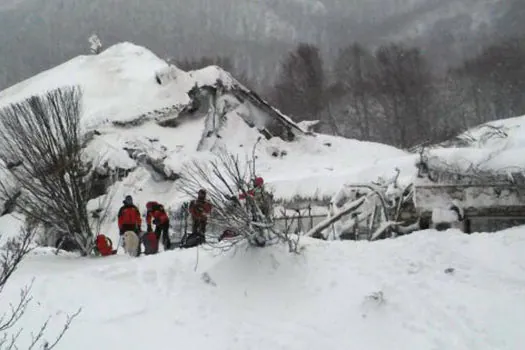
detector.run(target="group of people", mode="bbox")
[117,195,172,250]
[95,189,213,257]
[94,176,269,257]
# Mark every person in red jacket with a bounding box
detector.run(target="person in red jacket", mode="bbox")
[146,201,171,250]
[117,195,142,237]
[189,189,212,236]
[238,176,272,216]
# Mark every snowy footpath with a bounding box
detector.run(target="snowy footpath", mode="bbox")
[3,228,525,350]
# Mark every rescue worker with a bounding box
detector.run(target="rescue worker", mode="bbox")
[146,201,171,250]
[117,195,142,237]
[239,176,271,216]
[189,189,212,238]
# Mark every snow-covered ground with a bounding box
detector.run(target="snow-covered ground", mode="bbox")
[0,212,25,245]
[3,227,525,350]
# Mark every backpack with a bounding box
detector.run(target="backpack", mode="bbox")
[95,234,114,256]
[142,231,159,255]
[181,233,205,248]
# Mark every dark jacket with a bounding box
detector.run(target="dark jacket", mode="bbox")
[189,199,212,220]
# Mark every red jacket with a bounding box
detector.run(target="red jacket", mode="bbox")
[189,199,212,220]
[146,202,169,226]
[118,204,142,230]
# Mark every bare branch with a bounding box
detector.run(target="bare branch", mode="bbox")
[27,308,81,350]
[0,224,81,350]
[177,147,297,250]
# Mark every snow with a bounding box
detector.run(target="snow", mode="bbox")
[2,228,525,349]
[0,43,182,130]
[432,207,460,223]
[422,147,523,176]
[430,115,525,174]
[0,43,248,132]
[0,213,25,245]
[0,40,524,349]
[296,119,320,131]
[187,65,239,89]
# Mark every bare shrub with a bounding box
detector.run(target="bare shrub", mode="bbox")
[0,86,95,255]
[177,145,300,253]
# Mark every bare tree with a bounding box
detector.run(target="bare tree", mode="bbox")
[372,43,435,147]
[451,36,525,125]
[0,225,80,349]
[271,43,325,122]
[0,86,95,256]
[332,43,376,140]
[324,42,437,147]
[177,145,300,252]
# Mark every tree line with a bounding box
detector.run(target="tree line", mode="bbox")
[263,36,525,149]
